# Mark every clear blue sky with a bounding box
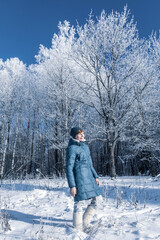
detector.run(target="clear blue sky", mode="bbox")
[0,0,159,66]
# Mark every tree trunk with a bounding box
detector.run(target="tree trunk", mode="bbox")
[0,115,4,178]
[1,114,11,178]
[11,113,20,178]
[109,144,116,178]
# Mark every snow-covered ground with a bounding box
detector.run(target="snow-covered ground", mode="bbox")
[0,176,160,240]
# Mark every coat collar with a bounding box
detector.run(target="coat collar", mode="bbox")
[68,137,86,147]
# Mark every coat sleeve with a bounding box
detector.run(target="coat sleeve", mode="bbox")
[66,146,76,188]
[88,147,99,179]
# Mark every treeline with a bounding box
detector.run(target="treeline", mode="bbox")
[0,7,159,179]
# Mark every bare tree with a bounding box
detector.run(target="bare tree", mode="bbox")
[72,7,156,177]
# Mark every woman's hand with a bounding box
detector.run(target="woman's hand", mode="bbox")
[70,187,77,197]
[96,178,100,186]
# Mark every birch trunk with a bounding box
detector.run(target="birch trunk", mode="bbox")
[1,122,9,178]
[11,113,20,178]
[0,115,4,178]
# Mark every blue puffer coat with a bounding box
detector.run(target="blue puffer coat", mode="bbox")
[66,138,101,201]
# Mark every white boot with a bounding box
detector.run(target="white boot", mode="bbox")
[73,211,83,231]
[83,206,96,232]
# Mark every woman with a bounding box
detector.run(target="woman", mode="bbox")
[66,127,101,232]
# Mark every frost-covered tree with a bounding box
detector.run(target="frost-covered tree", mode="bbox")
[72,7,156,177]
[29,21,81,176]
[0,58,29,178]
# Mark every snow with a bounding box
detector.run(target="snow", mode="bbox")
[0,176,160,240]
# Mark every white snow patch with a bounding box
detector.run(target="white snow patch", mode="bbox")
[0,176,160,239]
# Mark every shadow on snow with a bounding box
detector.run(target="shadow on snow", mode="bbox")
[1,209,72,228]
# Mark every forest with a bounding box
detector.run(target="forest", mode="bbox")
[0,7,160,179]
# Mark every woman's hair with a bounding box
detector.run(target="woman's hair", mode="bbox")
[77,130,83,134]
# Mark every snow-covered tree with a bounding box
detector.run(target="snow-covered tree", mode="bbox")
[0,58,29,178]
[71,7,156,177]
[29,21,81,176]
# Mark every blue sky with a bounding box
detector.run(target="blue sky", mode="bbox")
[0,0,159,66]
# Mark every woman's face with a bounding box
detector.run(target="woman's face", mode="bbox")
[75,131,85,142]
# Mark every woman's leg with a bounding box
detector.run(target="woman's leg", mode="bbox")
[73,200,84,231]
[83,197,97,231]
[88,197,97,209]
